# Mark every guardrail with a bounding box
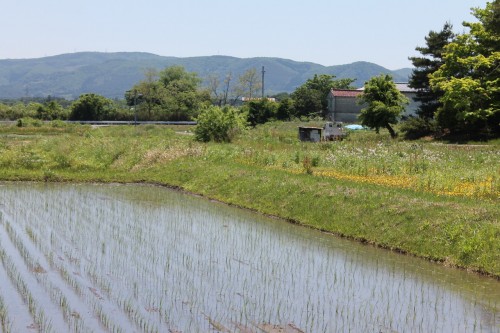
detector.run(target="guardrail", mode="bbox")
[66,120,197,125]
[0,120,197,125]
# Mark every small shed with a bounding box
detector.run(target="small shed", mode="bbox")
[298,126,323,142]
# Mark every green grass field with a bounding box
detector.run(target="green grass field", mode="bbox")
[1,121,499,277]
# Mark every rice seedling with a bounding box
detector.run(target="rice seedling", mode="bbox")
[0,294,12,333]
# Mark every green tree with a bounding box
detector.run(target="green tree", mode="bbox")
[409,22,455,119]
[272,92,290,101]
[4,103,34,119]
[243,98,278,126]
[128,66,210,121]
[70,93,116,120]
[358,74,409,138]
[160,65,201,89]
[276,97,296,120]
[0,103,8,120]
[430,1,500,137]
[24,103,41,118]
[292,74,355,118]
[291,85,324,118]
[160,65,211,120]
[194,105,247,142]
[126,69,167,120]
[36,100,67,120]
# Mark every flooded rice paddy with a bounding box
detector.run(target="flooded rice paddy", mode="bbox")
[0,182,498,332]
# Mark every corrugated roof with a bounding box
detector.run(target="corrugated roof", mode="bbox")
[331,83,416,96]
[394,82,417,92]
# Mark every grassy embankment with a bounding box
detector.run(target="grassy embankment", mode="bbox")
[0,121,499,277]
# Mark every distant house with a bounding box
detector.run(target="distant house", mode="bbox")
[241,97,276,102]
[326,83,419,123]
[326,89,364,123]
[233,96,276,106]
[393,82,419,116]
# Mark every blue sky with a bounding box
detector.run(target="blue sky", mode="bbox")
[2,0,486,69]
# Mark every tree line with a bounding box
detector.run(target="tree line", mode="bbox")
[354,0,498,140]
[1,1,497,140]
[406,0,499,139]
[0,67,354,124]
[196,0,499,142]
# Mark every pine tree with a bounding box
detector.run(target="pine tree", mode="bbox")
[408,23,454,120]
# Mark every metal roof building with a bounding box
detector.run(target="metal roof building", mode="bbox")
[326,83,419,123]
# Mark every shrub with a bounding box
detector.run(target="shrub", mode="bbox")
[243,99,278,126]
[302,156,313,174]
[400,117,438,140]
[17,117,43,127]
[195,106,247,143]
[50,119,67,128]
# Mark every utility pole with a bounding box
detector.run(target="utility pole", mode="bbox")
[261,66,265,98]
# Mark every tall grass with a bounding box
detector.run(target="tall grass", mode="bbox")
[1,121,497,199]
[231,122,499,199]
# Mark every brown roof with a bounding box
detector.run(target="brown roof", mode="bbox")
[330,89,363,97]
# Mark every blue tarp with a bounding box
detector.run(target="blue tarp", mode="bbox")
[345,124,365,130]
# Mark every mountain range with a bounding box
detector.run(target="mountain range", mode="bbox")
[0,52,413,100]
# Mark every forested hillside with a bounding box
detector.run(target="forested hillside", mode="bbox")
[0,52,411,99]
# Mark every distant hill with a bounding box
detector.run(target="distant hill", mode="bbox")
[0,52,413,99]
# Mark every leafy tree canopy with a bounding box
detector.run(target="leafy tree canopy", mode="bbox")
[291,74,355,118]
[127,66,211,121]
[430,0,500,137]
[275,97,296,121]
[70,93,116,121]
[358,74,409,138]
[160,65,201,92]
[36,100,67,120]
[243,98,279,126]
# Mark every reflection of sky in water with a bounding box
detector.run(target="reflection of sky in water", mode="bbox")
[0,182,499,332]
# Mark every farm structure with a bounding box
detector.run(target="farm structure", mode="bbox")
[326,83,419,122]
[298,126,323,142]
[298,122,346,142]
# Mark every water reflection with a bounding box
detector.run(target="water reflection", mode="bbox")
[0,182,498,332]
